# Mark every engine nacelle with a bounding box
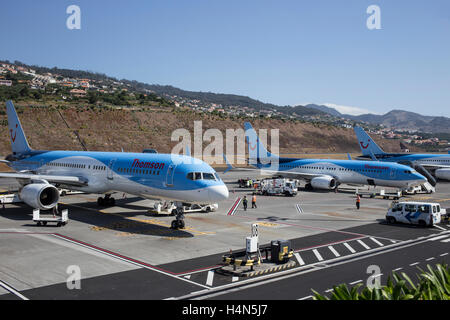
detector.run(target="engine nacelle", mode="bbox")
[310,176,336,190]
[19,183,60,210]
[435,168,450,181]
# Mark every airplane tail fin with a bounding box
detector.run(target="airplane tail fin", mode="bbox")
[6,101,32,155]
[244,122,278,167]
[354,126,385,156]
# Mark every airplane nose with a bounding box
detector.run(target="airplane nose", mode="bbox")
[208,184,229,202]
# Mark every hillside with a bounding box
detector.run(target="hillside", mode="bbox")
[305,104,450,134]
[0,104,416,163]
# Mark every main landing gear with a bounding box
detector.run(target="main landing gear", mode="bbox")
[170,202,185,230]
[97,194,115,206]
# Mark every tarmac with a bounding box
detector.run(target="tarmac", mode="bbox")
[0,170,449,299]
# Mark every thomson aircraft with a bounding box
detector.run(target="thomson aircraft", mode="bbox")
[244,122,427,190]
[0,101,229,229]
[355,126,450,182]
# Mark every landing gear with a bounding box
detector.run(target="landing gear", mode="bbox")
[97,194,115,207]
[170,202,185,230]
[305,183,313,191]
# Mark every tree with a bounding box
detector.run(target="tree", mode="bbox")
[312,264,449,300]
[88,91,98,104]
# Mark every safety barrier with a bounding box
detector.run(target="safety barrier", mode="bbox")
[222,254,261,267]
[245,260,297,277]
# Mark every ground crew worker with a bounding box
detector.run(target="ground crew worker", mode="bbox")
[242,196,248,211]
[356,194,361,210]
[252,193,257,209]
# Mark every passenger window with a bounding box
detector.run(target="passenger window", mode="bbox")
[203,173,216,180]
[437,205,440,213]
[419,205,430,214]
[433,206,437,213]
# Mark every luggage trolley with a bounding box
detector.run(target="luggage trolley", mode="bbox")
[33,209,69,227]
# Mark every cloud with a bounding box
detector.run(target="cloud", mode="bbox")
[322,103,380,116]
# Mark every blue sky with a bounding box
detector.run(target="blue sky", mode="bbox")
[1,0,449,116]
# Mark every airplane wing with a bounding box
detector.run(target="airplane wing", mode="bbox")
[230,167,328,181]
[0,172,88,186]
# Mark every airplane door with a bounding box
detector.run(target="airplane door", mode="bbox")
[390,168,396,179]
[107,159,116,180]
[166,164,176,187]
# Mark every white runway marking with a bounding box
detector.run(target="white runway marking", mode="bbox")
[294,253,305,266]
[370,237,384,247]
[328,246,340,257]
[206,271,214,286]
[343,242,356,254]
[428,234,450,241]
[312,249,324,261]
[357,239,370,250]
[0,280,29,300]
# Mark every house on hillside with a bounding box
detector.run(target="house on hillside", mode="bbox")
[70,89,87,97]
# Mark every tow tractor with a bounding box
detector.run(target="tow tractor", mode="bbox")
[258,178,298,197]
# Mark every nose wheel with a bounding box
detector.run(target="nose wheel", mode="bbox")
[97,194,115,206]
[170,208,185,230]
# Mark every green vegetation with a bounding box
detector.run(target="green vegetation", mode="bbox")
[312,264,449,300]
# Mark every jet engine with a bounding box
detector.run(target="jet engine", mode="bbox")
[19,183,60,210]
[435,168,450,181]
[310,176,336,190]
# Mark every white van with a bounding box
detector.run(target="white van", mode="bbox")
[386,202,442,227]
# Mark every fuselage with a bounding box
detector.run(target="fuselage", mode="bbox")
[356,153,450,167]
[255,158,427,188]
[8,150,229,203]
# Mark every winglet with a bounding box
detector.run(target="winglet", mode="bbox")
[347,153,352,160]
[185,145,191,157]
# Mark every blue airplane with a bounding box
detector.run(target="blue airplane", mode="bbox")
[244,122,427,190]
[0,101,229,229]
[354,126,450,182]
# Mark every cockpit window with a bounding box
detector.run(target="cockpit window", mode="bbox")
[187,172,218,181]
[203,173,216,180]
[214,173,221,181]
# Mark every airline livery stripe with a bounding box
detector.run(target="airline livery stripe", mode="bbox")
[227,197,242,216]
